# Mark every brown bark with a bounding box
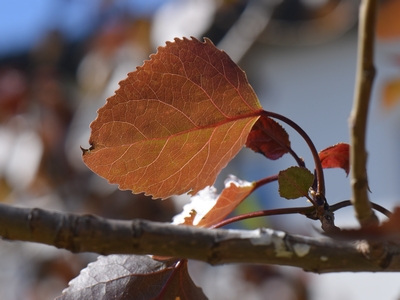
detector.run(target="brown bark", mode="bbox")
[0,203,399,273]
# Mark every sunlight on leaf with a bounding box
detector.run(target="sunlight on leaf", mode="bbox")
[82,37,262,199]
[246,115,290,160]
[172,186,218,226]
[172,175,255,228]
[182,210,197,226]
[319,143,350,176]
[197,175,255,227]
[278,167,314,200]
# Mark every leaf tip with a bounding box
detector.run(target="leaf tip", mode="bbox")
[80,145,91,155]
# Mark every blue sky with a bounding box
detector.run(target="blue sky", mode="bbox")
[0,0,168,57]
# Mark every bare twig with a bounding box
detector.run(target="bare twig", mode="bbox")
[330,200,392,218]
[349,0,379,227]
[211,205,315,229]
[1,203,400,272]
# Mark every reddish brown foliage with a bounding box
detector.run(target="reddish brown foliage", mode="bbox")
[82,37,262,199]
[319,143,350,176]
[246,115,290,160]
[196,179,256,228]
[376,0,400,39]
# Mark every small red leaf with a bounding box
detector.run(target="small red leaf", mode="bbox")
[82,37,263,199]
[319,143,350,176]
[246,115,290,160]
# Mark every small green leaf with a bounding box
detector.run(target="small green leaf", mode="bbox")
[278,166,314,200]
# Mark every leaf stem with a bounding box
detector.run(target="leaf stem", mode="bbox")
[262,110,325,199]
[349,0,379,227]
[256,123,305,168]
[330,200,392,218]
[210,199,391,229]
[210,206,315,229]
[254,174,278,189]
[287,146,306,168]
[157,259,185,298]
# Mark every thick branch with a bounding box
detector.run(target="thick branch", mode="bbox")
[349,0,379,227]
[0,203,399,273]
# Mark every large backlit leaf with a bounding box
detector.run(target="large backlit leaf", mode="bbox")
[82,37,262,199]
[57,255,207,300]
[246,115,290,160]
[319,143,350,176]
[278,167,314,200]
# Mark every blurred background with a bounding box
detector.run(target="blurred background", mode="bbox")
[1,0,400,299]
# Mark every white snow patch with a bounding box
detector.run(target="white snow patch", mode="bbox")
[171,175,253,225]
[293,243,310,257]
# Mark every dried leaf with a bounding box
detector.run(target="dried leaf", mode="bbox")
[82,37,262,199]
[319,143,350,176]
[278,167,314,200]
[57,255,207,300]
[376,0,400,40]
[245,115,290,160]
[381,78,400,110]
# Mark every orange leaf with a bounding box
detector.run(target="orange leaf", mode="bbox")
[172,186,219,226]
[376,0,400,40]
[197,175,255,227]
[82,37,262,199]
[172,175,255,228]
[382,78,400,110]
[182,210,197,226]
[246,115,290,160]
[319,143,350,176]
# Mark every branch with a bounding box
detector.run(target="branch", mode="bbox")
[349,0,379,227]
[1,203,400,273]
